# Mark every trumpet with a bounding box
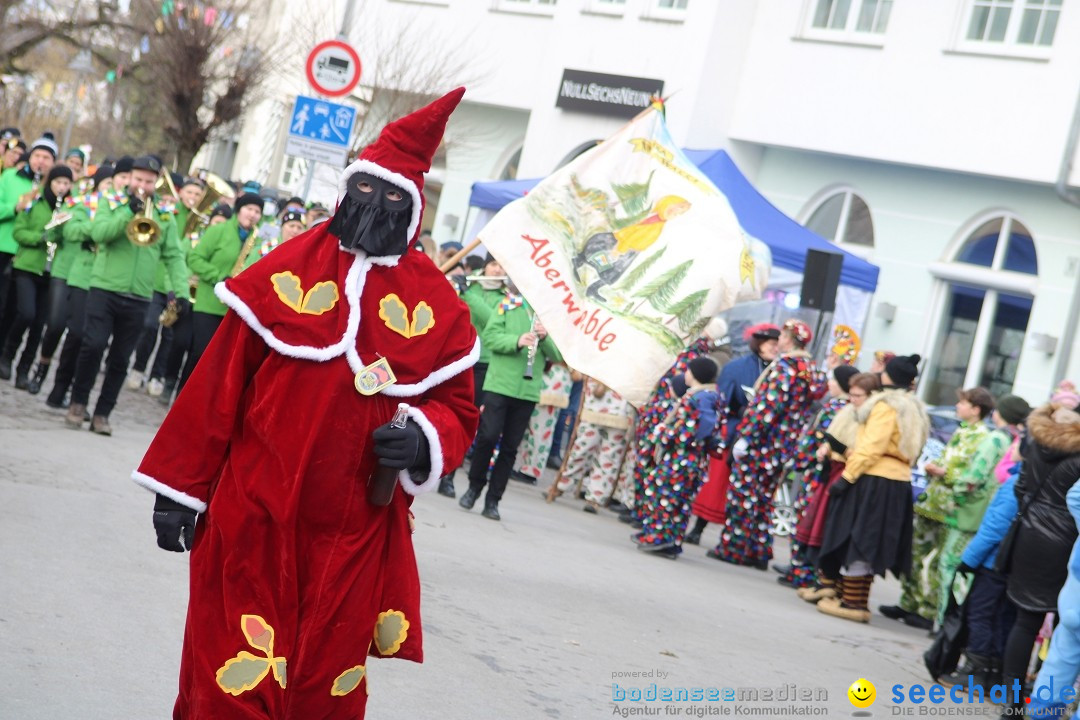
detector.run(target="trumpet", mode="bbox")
[523,312,539,381]
[126,189,161,247]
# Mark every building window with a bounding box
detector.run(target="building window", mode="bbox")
[493,0,556,15]
[804,189,875,248]
[808,0,892,34]
[657,0,688,8]
[923,215,1037,405]
[583,0,626,14]
[642,0,687,21]
[963,0,1061,47]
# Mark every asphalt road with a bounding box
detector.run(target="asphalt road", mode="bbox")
[0,378,979,719]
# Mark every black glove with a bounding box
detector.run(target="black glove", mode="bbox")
[956,562,976,575]
[175,296,191,314]
[827,479,850,497]
[128,196,145,215]
[372,419,430,470]
[153,493,197,552]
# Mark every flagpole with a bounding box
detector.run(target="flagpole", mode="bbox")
[438,238,482,273]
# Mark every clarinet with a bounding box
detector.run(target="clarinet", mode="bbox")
[523,312,539,380]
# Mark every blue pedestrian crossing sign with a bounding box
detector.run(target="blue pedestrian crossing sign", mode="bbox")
[285,94,357,165]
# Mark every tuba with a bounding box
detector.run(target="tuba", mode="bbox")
[182,171,235,240]
[126,189,161,247]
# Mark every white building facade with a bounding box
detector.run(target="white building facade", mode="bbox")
[213,0,1080,406]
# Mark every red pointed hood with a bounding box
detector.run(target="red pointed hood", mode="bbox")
[337,87,465,243]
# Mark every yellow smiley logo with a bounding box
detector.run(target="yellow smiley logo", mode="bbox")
[847,678,876,709]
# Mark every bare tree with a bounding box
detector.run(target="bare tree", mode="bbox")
[124,0,286,171]
[0,0,129,74]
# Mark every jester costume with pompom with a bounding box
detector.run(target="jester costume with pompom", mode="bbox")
[713,351,827,567]
[626,336,712,517]
[636,384,719,547]
[779,395,850,587]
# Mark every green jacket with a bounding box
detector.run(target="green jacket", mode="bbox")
[0,167,34,255]
[461,283,505,365]
[947,427,1012,532]
[89,195,188,299]
[481,302,562,402]
[63,201,98,291]
[50,203,79,281]
[915,421,988,524]
[187,217,257,316]
[12,199,64,275]
[152,205,192,294]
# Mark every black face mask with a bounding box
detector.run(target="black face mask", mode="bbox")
[328,171,413,256]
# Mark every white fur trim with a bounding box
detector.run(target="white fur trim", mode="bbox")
[215,252,369,362]
[397,405,444,496]
[380,338,481,397]
[337,159,423,244]
[131,471,208,513]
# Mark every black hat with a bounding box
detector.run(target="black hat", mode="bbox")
[131,155,162,173]
[285,196,304,207]
[885,354,921,389]
[210,203,233,221]
[181,177,204,189]
[688,356,718,385]
[281,210,304,226]
[834,365,859,394]
[996,395,1031,425]
[47,164,74,183]
[169,172,184,189]
[234,192,263,214]
[0,127,20,140]
[91,164,114,187]
[114,156,135,174]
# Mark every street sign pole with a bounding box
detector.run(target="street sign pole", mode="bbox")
[302,160,316,202]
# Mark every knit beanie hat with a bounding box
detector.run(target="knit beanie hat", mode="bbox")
[113,156,135,175]
[834,365,859,394]
[234,193,263,215]
[885,354,921,389]
[688,356,718,385]
[31,132,58,158]
[996,395,1031,425]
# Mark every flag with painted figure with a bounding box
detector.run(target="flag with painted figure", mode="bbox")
[479,102,766,406]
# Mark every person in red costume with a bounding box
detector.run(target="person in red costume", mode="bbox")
[132,88,480,719]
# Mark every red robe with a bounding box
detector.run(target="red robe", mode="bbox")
[133,226,480,719]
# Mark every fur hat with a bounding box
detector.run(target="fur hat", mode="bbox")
[337,87,465,245]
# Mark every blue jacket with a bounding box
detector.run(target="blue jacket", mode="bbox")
[961,469,1020,570]
[691,388,720,443]
[1068,479,1080,576]
[716,351,766,444]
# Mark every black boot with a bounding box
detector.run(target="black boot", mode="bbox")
[26,361,49,395]
[481,499,501,521]
[14,369,29,390]
[459,486,480,510]
[940,653,997,687]
[45,385,68,409]
[158,379,176,406]
[437,474,456,498]
[0,357,12,380]
[684,517,707,545]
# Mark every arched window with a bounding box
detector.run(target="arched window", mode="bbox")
[804,189,874,249]
[498,147,522,181]
[923,215,1037,405]
[555,140,601,170]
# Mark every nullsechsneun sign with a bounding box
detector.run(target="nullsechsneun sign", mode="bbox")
[555,69,665,119]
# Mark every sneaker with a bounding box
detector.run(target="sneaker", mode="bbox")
[126,371,145,390]
[89,415,113,436]
[147,378,165,397]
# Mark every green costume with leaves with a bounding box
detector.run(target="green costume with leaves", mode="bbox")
[900,421,989,621]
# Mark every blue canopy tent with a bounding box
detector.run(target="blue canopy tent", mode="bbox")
[466,149,880,329]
